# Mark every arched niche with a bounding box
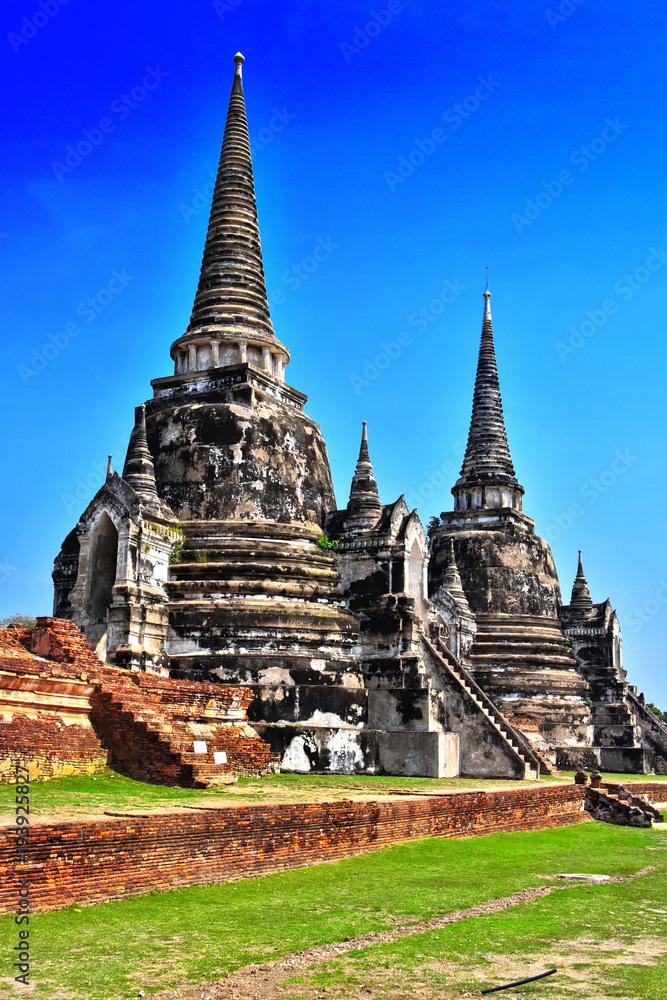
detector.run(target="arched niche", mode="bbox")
[87,512,118,621]
[407,538,424,605]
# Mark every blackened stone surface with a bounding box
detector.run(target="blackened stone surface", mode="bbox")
[146,368,335,526]
[430,520,562,618]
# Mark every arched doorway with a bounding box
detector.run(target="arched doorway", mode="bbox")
[87,512,118,621]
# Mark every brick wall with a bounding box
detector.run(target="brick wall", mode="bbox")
[603,780,667,798]
[0,714,107,782]
[0,784,599,913]
[0,645,108,782]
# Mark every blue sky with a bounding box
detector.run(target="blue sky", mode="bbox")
[2,1,666,707]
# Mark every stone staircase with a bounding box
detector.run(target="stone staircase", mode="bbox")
[625,690,667,773]
[422,636,541,779]
[466,613,591,745]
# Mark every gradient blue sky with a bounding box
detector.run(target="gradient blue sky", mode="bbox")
[2,1,666,707]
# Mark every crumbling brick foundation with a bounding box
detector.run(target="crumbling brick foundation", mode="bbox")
[0,618,277,785]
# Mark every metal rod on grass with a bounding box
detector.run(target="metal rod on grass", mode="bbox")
[480,968,557,994]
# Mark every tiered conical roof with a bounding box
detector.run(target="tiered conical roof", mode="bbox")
[460,290,517,481]
[122,405,160,507]
[452,288,524,510]
[570,550,593,614]
[170,54,289,374]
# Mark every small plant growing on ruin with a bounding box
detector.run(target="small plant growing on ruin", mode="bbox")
[144,544,151,553]
[169,543,184,565]
[564,638,573,649]
[195,552,209,563]
[316,537,339,550]
[426,515,441,539]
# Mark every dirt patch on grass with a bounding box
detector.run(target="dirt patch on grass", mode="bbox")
[142,868,659,1000]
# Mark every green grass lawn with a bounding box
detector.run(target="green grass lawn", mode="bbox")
[1,767,664,822]
[306,858,667,1000]
[1,820,665,999]
[0,768,546,820]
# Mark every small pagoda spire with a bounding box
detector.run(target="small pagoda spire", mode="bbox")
[169,54,289,377]
[570,550,593,614]
[443,539,463,590]
[452,288,524,511]
[106,455,113,481]
[439,538,473,616]
[122,405,160,507]
[346,421,383,522]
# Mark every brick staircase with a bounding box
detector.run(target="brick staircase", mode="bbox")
[586,782,665,827]
[90,671,277,787]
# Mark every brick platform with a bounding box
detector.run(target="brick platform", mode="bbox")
[0,783,612,913]
[0,619,278,785]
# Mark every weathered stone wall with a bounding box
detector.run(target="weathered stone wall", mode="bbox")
[430,522,562,618]
[147,368,335,525]
[0,784,595,913]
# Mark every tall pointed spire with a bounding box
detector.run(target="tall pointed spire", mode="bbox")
[570,550,593,614]
[122,405,160,507]
[452,288,524,511]
[346,421,382,523]
[170,54,289,380]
